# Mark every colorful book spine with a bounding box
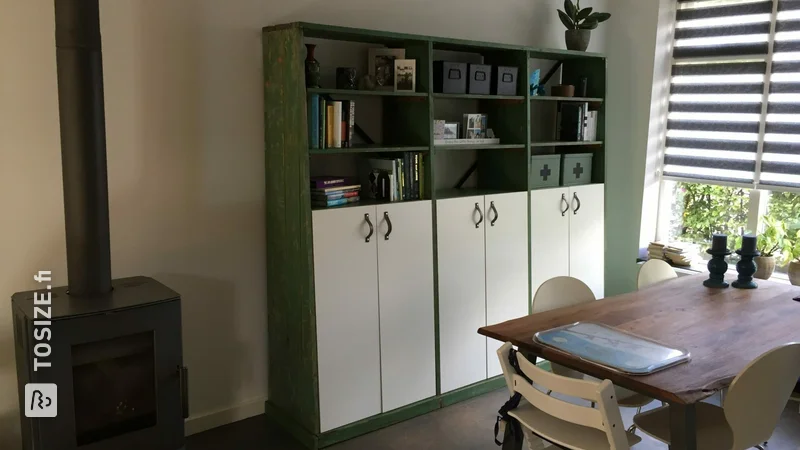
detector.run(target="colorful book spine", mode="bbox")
[310,177,347,188]
[311,184,361,194]
[309,94,319,149]
[419,154,425,199]
[312,196,360,207]
[413,153,420,200]
[398,157,404,201]
[311,191,359,201]
[404,153,411,200]
[326,105,333,148]
[319,97,326,149]
[347,101,355,147]
[332,101,343,148]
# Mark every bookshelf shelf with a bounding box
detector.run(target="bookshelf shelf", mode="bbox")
[436,188,525,200]
[433,93,525,101]
[530,141,604,147]
[307,88,428,98]
[309,145,430,155]
[434,143,526,151]
[311,197,428,211]
[531,96,604,103]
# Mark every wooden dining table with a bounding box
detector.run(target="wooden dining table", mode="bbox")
[479,274,800,450]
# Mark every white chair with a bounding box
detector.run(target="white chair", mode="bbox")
[532,277,654,426]
[637,259,677,289]
[633,343,800,450]
[497,342,642,450]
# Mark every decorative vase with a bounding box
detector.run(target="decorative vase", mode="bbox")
[304,44,320,88]
[790,261,800,286]
[565,29,591,52]
[753,256,776,280]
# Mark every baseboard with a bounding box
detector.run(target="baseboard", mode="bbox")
[184,397,266,436]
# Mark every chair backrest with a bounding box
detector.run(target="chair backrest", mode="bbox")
[532,276,596,314]
[637,259,677,289]
[497,342,630,450]
[724,342,800,450]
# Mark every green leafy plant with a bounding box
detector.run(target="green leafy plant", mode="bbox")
[557,0,611,30]
[758,216,787,257]
[784,230,800,264]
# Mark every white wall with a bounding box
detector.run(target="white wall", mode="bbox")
[0,0,607,448]
[603,0,663,296]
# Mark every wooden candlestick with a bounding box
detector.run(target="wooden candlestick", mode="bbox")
[704,248,731,289]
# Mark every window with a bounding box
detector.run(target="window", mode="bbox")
[654,0,800,275]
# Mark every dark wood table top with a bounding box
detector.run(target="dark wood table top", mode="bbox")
[479,274,800,404]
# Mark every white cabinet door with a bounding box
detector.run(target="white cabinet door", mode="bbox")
[437,196,488,392]
[530,188,571,310]
[569,184,605,299]
[485,192,530,377]
[312,206,381,432]
[376,201,436,412]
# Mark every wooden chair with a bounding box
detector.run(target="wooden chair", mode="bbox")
[633,343,800,450]
[497,342,642,450]
[532,277,654,428]
[637,259,677,289]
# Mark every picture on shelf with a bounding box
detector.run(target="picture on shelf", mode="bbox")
[462,113,488,139]
[394,59,416,92]
[444,122,459,139]
[368,48,406,90]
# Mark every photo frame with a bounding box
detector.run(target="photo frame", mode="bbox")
[368,48,406,91]
[394,59,416,92]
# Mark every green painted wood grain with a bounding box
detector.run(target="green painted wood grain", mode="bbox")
[263,25,320,433]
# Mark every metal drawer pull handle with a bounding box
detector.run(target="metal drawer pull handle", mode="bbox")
[561,194,569,216]
[364,213,374,243]
[474,203,483,228]
[573,193,581,215]
[384,212,393,240]
[490,201,499,226]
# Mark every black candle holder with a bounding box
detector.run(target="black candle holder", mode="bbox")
[703,248,731,288]
[732,249,760,289]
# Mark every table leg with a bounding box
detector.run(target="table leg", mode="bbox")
[668,403,697,450]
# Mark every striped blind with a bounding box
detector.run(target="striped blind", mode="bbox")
[665,0,800,190]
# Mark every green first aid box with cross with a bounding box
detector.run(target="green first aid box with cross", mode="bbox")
[560,153,593,187]
[530,154,562,189]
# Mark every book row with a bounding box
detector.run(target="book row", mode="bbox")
[308,94,355,149]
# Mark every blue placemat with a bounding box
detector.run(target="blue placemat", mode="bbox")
[534,322,689,375]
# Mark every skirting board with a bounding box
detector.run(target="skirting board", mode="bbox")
[184,397,266,436]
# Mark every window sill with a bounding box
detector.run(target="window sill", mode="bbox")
[636,258,793,285]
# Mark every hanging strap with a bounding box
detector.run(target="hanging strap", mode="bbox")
[493,349,534,448]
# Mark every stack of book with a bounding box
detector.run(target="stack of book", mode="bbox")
[311,176,360,208]
[647,242,666,260]
[308,94,355,149]
[363,153,424,202]
[664,244,692,267]
[557,103,599,142]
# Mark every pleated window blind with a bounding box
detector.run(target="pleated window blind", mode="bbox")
[664,0,800,190]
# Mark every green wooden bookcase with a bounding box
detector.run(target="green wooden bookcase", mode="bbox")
[262,22,606,449]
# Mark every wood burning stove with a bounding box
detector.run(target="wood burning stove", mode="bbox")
[11,1,188,449]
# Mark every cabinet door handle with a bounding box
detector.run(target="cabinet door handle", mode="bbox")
[474,203,484,228]
[572,192,581,215]
[364,213,374,242]
[560,193,569,217]
[489,201,499,226]
[383,211,393,240]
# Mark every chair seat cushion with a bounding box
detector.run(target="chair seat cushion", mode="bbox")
[509,402,642,450]
[633,404,733,450]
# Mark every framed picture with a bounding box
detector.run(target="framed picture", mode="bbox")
[394,59,416,92]
[368,48,406,90]
[444,122,459,139]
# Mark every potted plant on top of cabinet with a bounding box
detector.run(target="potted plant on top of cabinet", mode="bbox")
[754,217,786,280]
[557,0,611,52]
[784,229,800,286]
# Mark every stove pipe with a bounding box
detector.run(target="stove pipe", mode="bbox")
[54,0,112,297]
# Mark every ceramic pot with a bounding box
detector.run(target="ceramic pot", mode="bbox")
[565,29,591,52]
[754,255,776,280]
[304,44,320,88]
[790,261,800,286]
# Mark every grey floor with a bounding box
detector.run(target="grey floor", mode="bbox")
[186,389,800,449]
